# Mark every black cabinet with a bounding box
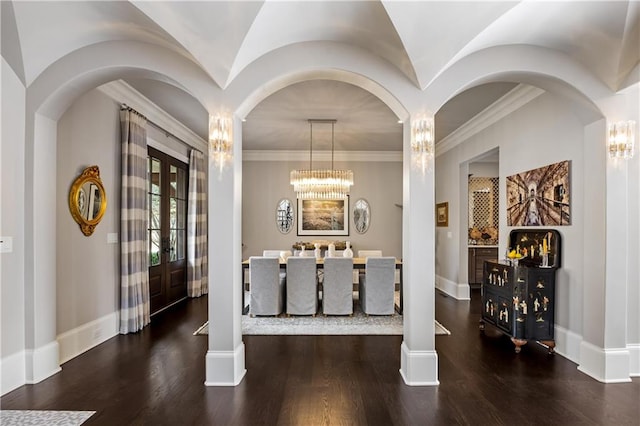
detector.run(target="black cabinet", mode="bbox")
[480,229,561,353]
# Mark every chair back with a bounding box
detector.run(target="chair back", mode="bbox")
[322,257,353,315]
[358,250,383,258]
[360,256,396,315]
[263,250,284,258]
[286,257,318,315]
[249,256,285,316]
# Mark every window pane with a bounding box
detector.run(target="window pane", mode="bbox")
[150,230,161,266]
[170,198,177,229]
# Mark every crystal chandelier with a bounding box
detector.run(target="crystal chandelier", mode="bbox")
[290,119,353,199]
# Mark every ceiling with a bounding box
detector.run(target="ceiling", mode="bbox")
[5,1,638,153]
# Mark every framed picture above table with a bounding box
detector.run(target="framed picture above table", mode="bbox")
[297,198,349,236]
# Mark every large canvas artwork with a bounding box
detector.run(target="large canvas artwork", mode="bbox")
[506,160,570,226]
[297,198,349,236]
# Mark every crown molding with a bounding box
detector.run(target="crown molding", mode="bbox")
[242,150,402,162]
[97,80,208,152]
[436,84,545,157]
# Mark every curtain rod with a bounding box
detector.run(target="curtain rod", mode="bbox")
[120,103,191,148]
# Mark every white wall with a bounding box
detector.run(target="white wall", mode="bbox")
[242,160,403,258]
[1,58,27,393]
[435,92,588,341]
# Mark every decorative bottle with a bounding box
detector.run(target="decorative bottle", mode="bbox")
[327,242,336,258]
[314,243,322,259]
[343,241,353,258]
[300,245,306,257]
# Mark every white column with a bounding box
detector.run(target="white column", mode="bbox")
[400,119,439,386]
[578,118,631,383]
[24,113,61,383]
[205,115,246,386]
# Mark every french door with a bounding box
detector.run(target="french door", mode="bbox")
[148,147,188,314]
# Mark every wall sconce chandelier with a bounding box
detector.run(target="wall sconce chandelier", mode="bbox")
[209,114,233,171]
[411,116,435,175]
[608,120,635,159]
[290,119,353,199]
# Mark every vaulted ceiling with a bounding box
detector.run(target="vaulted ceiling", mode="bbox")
[3,1,638,151]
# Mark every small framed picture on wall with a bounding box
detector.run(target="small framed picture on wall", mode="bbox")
[436,202,448,227]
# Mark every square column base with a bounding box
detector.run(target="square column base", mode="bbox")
[399,341,439,386]
[205,343,246,386]
[577,341,631,383]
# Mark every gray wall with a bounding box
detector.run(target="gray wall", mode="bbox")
[435,92,587,334]
[242,160,403,259]
[1,58,26,359]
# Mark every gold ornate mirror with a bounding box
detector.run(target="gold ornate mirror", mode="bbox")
[69,166,107,236]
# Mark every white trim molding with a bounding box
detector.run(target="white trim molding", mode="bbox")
[436,84,545,157]
[1,351,26,395]
[553,325,582,365]
[205,344,247,386]
[435,275,470,300]
[57,312,119,365]
[25,340,62,385]
[578,341,631,383]
[98,80,208,152]
[242,150,402,162]
[629,343,640,377]
[399,342,439,386]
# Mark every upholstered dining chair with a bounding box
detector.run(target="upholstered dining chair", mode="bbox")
[359,256,396,315]
[249,256,286,316]
[322,257,354,316]
[286,257,318,316]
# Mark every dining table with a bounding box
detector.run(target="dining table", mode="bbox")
[241,257,403,315]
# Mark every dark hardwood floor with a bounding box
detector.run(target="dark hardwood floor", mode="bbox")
[2,290,638,425]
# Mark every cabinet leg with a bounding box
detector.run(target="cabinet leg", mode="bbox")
[511,338,527,353]
[479,319,485,331]
[540,340,556,354]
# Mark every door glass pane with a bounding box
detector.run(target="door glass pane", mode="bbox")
[170,198,177,228]
[150,230,161,266]
[169,165,177,198]
[176,199,186,229]
[169,229,177,262]
[150,194,161,230]
[177,168,186,199]
[149,157,161,195]
[177,230,185,260]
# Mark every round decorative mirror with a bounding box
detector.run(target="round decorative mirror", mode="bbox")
[276,198,294,234]
[69,165,107,236]
[353,198,370,234]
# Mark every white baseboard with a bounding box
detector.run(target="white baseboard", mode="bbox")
[553,325,582,364]
[205,343,247,386]
[629,343,640,377]
[57,312,119,364]
[578,340,631,383]
[435,275,470,300]
[25,340,61,384]
[399,341,439,386]
[1,350,26,395]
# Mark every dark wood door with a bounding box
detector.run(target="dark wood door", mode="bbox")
[148,147,188,314]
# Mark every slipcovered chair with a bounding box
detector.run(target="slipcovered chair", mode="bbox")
[286,257,318,316]
[322,257,354,316]
[359,257,396,315]
[249,257,286,316]
[263,250,291,259]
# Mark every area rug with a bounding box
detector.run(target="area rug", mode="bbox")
[0,410,95,426]
[194,318,450,336]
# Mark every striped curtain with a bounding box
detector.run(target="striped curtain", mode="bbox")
[119,108,150,334]
[187,149,208,297]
